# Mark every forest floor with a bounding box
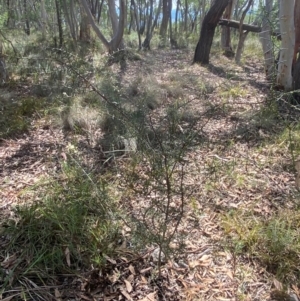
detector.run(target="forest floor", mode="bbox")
[1,45,300,301]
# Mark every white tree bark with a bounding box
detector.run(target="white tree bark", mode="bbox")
[108,0,125,48]
[277,0,295,90]
[80,0,125,52]
[259,0,275,80]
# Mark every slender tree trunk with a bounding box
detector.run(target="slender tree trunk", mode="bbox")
[108,0,125,48]
[184,0,188,32]
[132,0,142,49]
[143,0,162,49]
[23,0,30,35]
[221,0,236,57]
[194,0,229,64]
[259,0,275,80]
[71,0,79,38]
[97,0,105,23]
[277,0,295,90]
[124,0,128,32]
[62,0,77,41]
[55,0,63,47]
[160,0,171,45]
[292,0,300,92]
[40,0,47,37]
[80,4,91,42]
[293,53,300,89]
[174,0,180,35]
[80,0,125,53]
[293,0,300,65]
[193,10,199,33]
[143,0,153,49]
[235,0,254,64]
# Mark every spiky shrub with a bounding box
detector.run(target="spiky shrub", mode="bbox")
[118,101,199,276]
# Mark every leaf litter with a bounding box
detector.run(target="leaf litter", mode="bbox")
[0,49,299,300]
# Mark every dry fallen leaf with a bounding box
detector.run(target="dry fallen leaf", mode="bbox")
[55,288,62,301]
[128,264,136,275]
[120,289,133,300]
[139,292,157,301]
[273,278,283,291]
[124,279,133,293]
[104,254,117,264]
[65,247,71,267]
[292,284,300,298]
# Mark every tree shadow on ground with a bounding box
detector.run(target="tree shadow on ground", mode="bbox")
[207,63,269,94]
[0,141,61,178]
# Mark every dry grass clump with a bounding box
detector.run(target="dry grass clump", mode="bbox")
[126,75,167,110]
[60,94,105,139]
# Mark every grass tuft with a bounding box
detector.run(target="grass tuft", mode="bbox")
[1,164,120,290]
[222,209,300,283]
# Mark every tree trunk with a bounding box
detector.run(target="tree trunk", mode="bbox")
[80,0,125,53]
[277,0,295,90]
[160,0,171,45]
[221,0,236,57]
[200,0,207,25]
[143,0,162,49]
[97,0,104,23]
[235,0,254,64]
[293,0,300,65]
[62,0,78,41]
[80,4,91,42]
[174,0,180,35]
[169,0,175,47]
[40,0,47,38]
[194,0,229,64]
[108,0,125,49]
[132,0,142,49]
[55,0,63,47]
[184,0,188,32]
[293,53,300,89]
[259,0,275,80]
[143,0,153,49]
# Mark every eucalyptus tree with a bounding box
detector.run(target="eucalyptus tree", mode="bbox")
[235,0,254,64]
[80,0,125,53]
[159,0,172,45]
[293,0,300,66]
[259,0,275,80]
[221,0,236,57]
[294,0,300,89]
[142,0,161,49]
[63,0,79,42]
[193,0,229,64]
[276,0,295,90]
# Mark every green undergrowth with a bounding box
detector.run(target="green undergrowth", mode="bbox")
[0,163,120,292]
[222,208,300,283]
[0,96,51,138]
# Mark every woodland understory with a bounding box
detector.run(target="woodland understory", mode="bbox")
[1,32,300,301]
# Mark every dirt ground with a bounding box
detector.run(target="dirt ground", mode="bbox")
[1,48,299,301]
